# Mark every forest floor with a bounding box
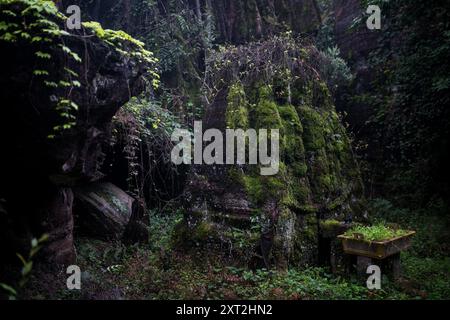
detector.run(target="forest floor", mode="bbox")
[23,199,450,300]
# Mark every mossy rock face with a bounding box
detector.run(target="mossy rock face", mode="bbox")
[226,83,250,129]
[183,39,365,268]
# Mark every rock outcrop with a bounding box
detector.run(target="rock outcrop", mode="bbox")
[180,36,366,269]
[74,182,137,241]
[0,1,151,265]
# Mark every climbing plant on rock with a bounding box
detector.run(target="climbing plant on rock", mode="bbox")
[0,0,159,137]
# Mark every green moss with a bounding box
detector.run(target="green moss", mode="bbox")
[226,82,250,129]
[172,219,220,247]
[242,175,264,204]
[313,151,330,173]
[289,213,318,265]
[193,221,216,241]
[298,106,327,150]
[266,175,285,191]
[320,219,342,232]
[279,104,305,165]
[313,81,333,110]
[255,99,283,130]
[242,173,287,205]
[227,167,244,185]
[291,81,314,106]
[295,182,311,203]
[318,174,333,191]
[227,81,354,212]
[257,85,273,100]
[221,76,363,265]
[292,162,308,177]
[278,104,303,133]
[326,189,351,211]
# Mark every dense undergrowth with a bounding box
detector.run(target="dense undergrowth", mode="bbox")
[22,199,450,300]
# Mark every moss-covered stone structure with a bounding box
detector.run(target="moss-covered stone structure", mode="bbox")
[180,35,366,269]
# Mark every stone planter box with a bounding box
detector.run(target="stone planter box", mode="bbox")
[337,231,416,259]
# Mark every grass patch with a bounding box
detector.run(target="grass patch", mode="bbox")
[344,223,410,242]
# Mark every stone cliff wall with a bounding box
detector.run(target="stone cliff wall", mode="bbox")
[0,1,151,266]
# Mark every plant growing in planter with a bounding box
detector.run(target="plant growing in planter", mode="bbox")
[338,223,416,278]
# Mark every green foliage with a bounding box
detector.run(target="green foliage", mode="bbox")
[0,0,81,135]
[402,255,450,300]
[113,96,181,199]
[344,223,410,242]
[0,234,48,300]
[319,46,354,93]
[229,267,371,300]
[149,210,183,250]
[120,96,181,139]
[32,238,410,300]
[369,198,450,257]
[320,219,341,230]
[315,2,335,50]
[82,21,159,78]
[0,0,159,138]
[17,234,49,287]
[361,0,450,207]
[254,88,283,130]
[315,0,354,94]
[226,82,249,129]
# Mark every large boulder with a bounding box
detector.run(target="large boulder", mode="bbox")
[180,36,366,269]
[74,182,145,241]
